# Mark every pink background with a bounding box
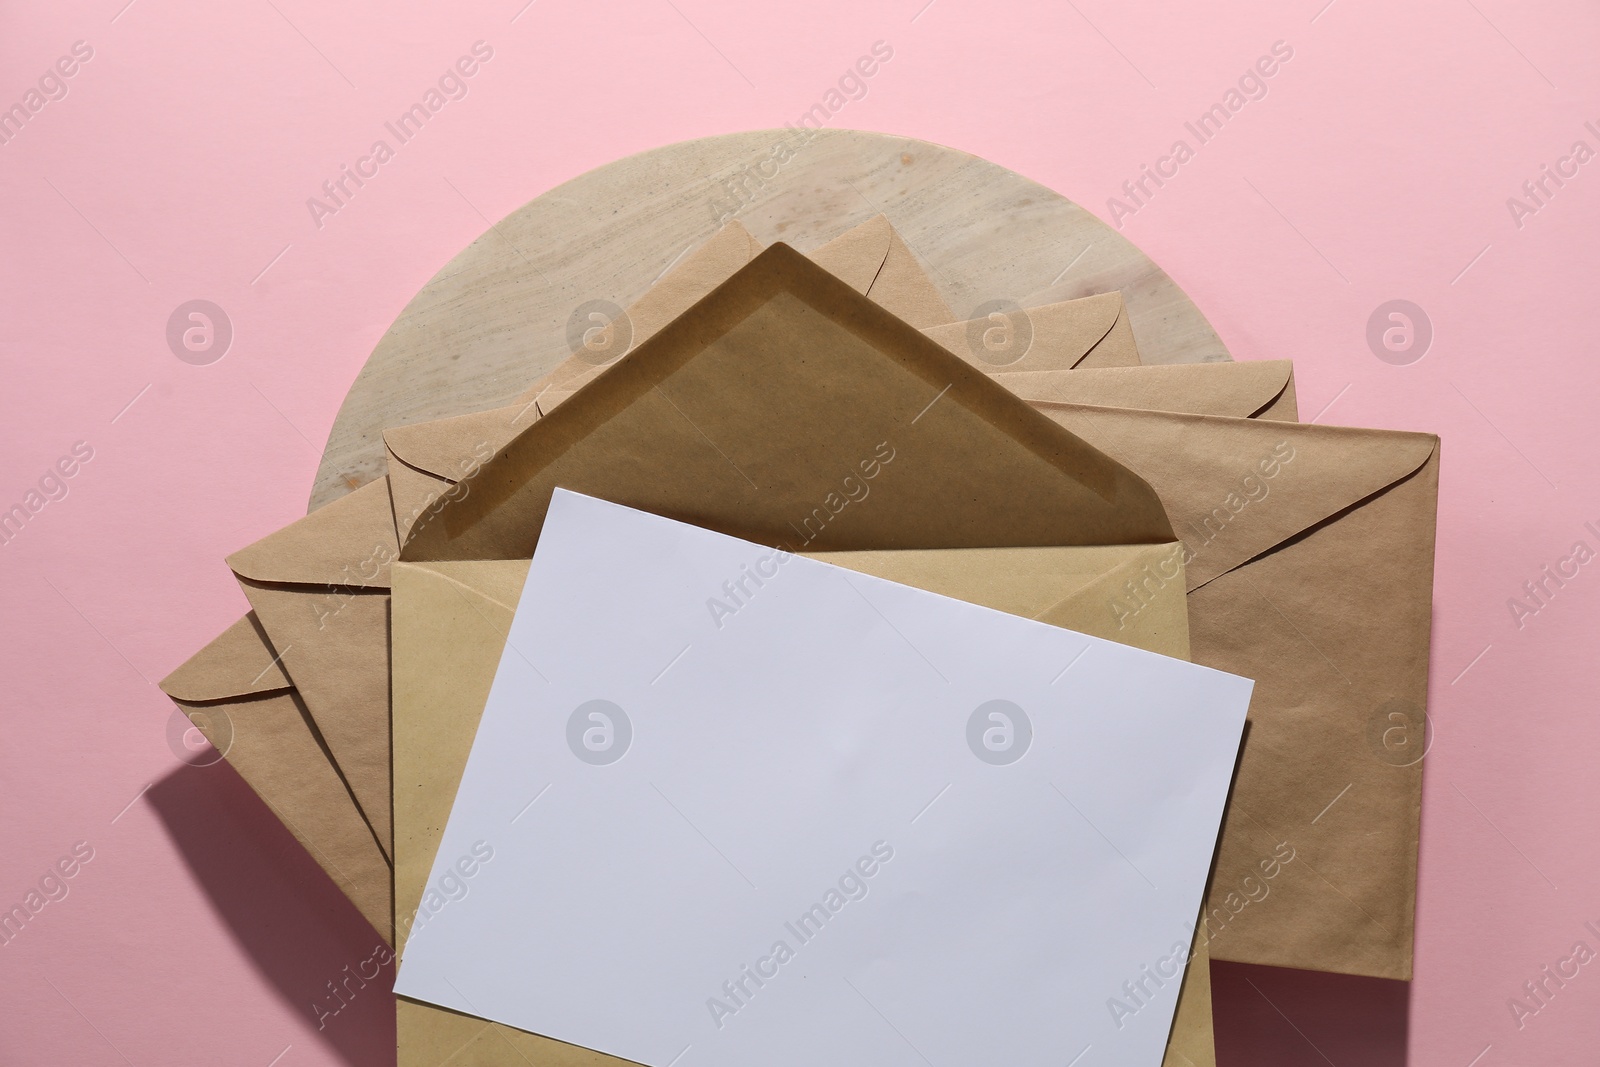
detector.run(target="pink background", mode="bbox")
[2,0,1595,1063]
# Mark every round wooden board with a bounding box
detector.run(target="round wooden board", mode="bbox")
[312,128,1228,511]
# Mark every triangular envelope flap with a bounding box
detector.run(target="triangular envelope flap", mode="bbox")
[386,405,519,483]
[159,614,291,703]
[1073,298,1139,368]
[923,291,1123,369]
[1038,406,1440,589]
[809,213,891,293]
[1005,361,1294,418]
[401,244,1175,561]
[1030,292,1124,366]
[227,477,398,588]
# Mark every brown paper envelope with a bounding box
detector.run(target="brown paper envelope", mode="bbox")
[158,614,392,941]
[999,361,1298,422]
[923,290,1141,372]
[391,546,1214,1067]
[1035,405,1439,981]
[400,243,1174,562]
[226,477,400,857]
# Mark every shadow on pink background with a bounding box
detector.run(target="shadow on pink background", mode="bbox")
[3,0,1597,1063]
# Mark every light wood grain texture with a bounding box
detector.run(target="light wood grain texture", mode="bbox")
[312,128,1228,511]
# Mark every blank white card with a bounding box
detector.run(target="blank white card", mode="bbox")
[395,490,1252,1067]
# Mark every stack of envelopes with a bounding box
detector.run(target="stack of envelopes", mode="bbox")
[161,214,1439,1066]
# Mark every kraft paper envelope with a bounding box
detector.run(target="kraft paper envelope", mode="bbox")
[1036,404,1439,981]
[158,614,392,941]
[226,476,400,856]
[390,544,1217,1067]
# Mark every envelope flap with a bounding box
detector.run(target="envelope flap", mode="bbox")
[401,244,1176,561]
[1040,406,1440,589]
[1003,361,1294,418]
[924,291,1123,369]
[1028,292,1124,366]
[1073,297,1140,368]
[386,406,517,483]
[227,477,398,588]
[809,213,891,293]
[159,613,291,703]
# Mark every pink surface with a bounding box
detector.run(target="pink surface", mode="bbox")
[1,0,1594,1063]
